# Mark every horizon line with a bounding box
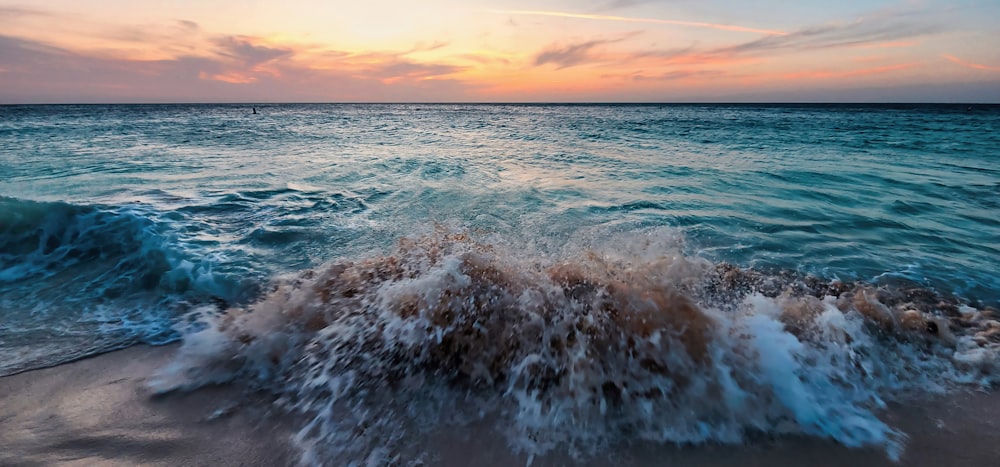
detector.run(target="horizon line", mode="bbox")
[2,101,999,106]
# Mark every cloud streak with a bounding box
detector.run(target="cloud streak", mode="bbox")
[488,9,787,36]
[176,20,199,31]
[599,68,727,82]
[599,0,655,10]
[0,5,54,19]
[713,18,940,56]
[633,69,725,81]
[943,54,1000,72]
[534,34,637,69]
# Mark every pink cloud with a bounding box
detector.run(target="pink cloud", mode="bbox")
[943,54,1000,72]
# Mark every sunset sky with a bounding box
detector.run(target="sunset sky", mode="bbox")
[2,0,999,103]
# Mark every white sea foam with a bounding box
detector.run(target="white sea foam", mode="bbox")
[152,229,998,465]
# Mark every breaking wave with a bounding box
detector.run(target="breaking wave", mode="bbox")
[150,228,999,465]
[0,196,245,375]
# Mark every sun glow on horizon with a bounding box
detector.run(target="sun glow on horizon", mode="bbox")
[1,1,999,102]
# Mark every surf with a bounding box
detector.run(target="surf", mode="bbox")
[151,228,998,465]
[0,196,243,375]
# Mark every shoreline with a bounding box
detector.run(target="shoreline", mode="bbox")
[1,345,999,466]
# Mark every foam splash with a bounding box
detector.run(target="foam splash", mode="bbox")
[152,229,999,465]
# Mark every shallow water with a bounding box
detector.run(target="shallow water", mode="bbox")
[2,103,999,463]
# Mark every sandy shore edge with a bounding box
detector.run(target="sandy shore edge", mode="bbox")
[2,345,999,466]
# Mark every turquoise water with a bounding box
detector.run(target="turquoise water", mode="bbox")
[2,103,999,462]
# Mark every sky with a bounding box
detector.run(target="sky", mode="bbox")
[1,0,999,103]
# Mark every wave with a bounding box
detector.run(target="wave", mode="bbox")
[0,197,161,283]
[0,197,243,375]
[150,228,999,465]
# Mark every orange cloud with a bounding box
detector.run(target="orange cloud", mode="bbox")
[199,71,256,84]
[943,54,1000,72]
[489,10,787,36]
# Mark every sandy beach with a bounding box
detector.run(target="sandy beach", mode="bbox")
[0,346,294,467]
[1,345,998,466]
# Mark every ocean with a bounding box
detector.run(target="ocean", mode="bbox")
[1,103,998,464]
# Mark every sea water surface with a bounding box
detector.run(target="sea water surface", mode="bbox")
[1,104,999,464]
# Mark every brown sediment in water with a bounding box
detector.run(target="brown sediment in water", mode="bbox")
[153,232,997,464]
[197,231,1000,399]
[229,236,965,353]
[708,260,991,346]
[213,232,722,393]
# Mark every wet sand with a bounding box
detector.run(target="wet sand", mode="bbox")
[0,346,293,467]
[1,345,998,466]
